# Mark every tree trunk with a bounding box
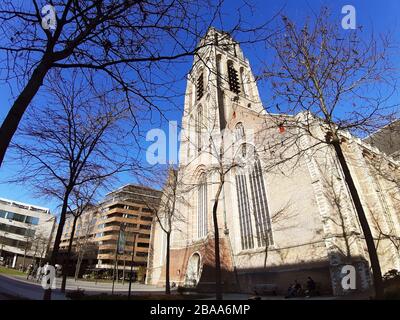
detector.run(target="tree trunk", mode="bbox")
[22,246,28,270]
[213,181,224,300]
[75,237,89,281]
[123,257,126,285]
[61,215,78,292]
[0,61,51,166]
[32,245,39,268]
[74,249,83,281]
[43,189,71,300]
[165,232,171,294]
[332,139,384,299]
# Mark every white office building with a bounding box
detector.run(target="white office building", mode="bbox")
[0,198,56,268]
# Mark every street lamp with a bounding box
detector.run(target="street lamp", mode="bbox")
[112,222,126,295]
[128,230,139,299]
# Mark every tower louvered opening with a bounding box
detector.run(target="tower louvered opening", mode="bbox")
[227,61,241,95]
[196,73,204,101]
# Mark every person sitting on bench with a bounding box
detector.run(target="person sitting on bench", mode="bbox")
[306,276,316,296]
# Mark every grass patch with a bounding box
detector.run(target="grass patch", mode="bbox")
[0,266,26,276]
[79,278,114,283]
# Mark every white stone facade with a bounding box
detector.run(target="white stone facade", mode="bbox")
[147,28,400,295]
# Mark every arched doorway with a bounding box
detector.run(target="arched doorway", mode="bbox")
[184,253,202,287]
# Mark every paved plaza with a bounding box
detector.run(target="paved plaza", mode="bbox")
[0,274,163,300]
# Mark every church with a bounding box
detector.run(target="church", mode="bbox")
[147,28,400,295]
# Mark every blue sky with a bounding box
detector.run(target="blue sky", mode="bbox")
[0,0,399,215]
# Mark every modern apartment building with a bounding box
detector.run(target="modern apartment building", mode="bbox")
[0,198,56,268]
[60,185,162,280]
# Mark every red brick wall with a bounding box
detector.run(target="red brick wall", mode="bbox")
[159,235,238,291]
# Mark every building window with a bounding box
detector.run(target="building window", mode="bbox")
[136,252,148,257]
[235,122,245,141]
[249,156,273,247]
[227,61,240,95]
[197,173,208,238]
[196,72,204,101]
[0,222,35,237]
[0,210,39,225]
[240,67,246,96]
[235,147,273,250]
[235,175,254,250]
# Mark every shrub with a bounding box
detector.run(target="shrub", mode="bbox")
[383,269,400,282]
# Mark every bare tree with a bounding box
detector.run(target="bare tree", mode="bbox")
[74,210,98,281]
[147,166,190,294]
[30,232,50,268]
[21,231,35,270]
[187,108,251,299]
[60,183,100,292]
[262,202,295,268]
[9,72,131,299]
[363,152,400,256]
[0,0,229,166]
[259,8,399,298]
[208,138,237,300]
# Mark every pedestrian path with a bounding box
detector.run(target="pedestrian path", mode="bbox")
[14,274,161,292]
[0,273,164,300]
[0,274,67,300]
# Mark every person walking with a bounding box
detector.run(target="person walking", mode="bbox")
[36,264,43,282]
[26,264,33,280]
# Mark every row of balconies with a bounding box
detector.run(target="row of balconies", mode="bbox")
[95,216,152,228]
[100,207,153,218]
[97,253,148,262]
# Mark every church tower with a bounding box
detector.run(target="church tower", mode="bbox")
[179,27,265,166]
[150,28,268,290]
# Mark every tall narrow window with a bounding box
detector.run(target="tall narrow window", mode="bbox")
[197,173,208,238]
[240,67,246,96]
[196,105,203,152]
[235,122,245,142]
[196,73,204,101]
[235,174,254,250]
[249,156,273,247]
[216,54,226,130]
[227,61,240,95]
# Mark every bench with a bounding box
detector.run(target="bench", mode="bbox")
[253,283,278,296]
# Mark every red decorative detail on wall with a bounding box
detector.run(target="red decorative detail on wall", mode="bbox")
[279,125,285,133]
[233,111,236,118]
